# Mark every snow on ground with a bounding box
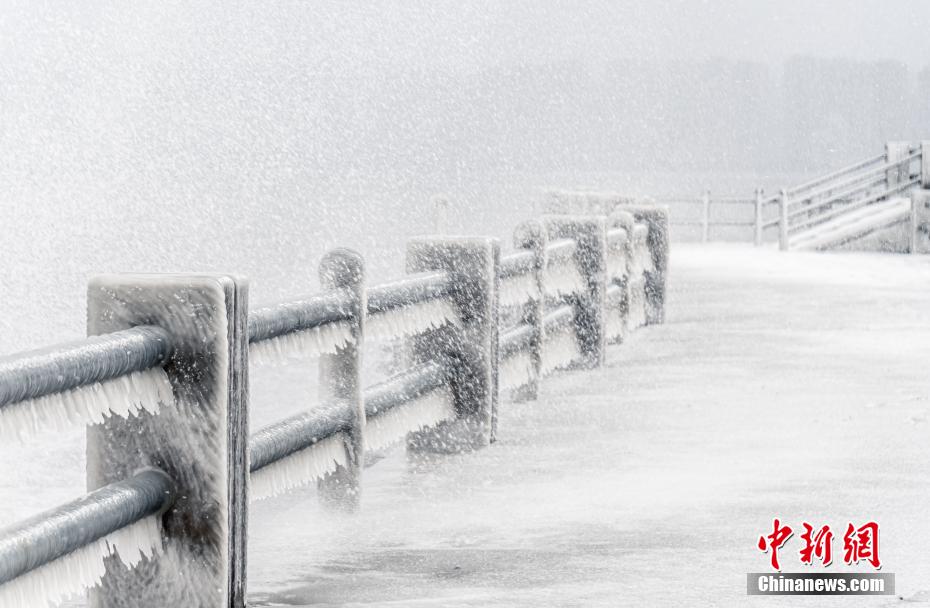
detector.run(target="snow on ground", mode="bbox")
[246,244,930,606]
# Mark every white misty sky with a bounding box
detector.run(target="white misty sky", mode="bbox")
[1,0,929,71]
[304,0,930,71]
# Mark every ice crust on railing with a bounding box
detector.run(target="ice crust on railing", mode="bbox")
[366,386,456,452]
[541,327,581,375]
[500,351,534,391]
[606,303,626,342]
[627,277,647,329]
[249,321,353,368]
[499,273,539,308]
[0,515,162,608]
[0,368,172,443]
[367,299,459,342]
[545,261,586,298]
[606,250,627,280]
[250,433,349,501]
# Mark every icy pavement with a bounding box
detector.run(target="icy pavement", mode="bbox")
[248,244,930,607]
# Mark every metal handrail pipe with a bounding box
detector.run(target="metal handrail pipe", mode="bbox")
[249,400,354,472]
[499,250,536,279]
[605,283,623,302]
[248,289,354,344]
[542,305,575,333]
[0,469,174,586]
[787,155,920,207]
[364,362,448,419]
[367,271,452,315]
[545,238,576,263]
[0,326,172,409]
[786,153,886,196]
[788,178,919,234]
[786,176,887,222]
[606,228,628,249]
[500,323,535,358]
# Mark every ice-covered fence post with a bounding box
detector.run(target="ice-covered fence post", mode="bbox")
[701,190,710,243]
[910,189,930,254]
[86,274,249,608]
[779,188,789,251]
[886,141,911,188]
[922,142,930,189]
[317,249,365,508]
[544,216,607,368]
[627,206,669,325]
[754,188,764,246]
[511,220,547,402]
[406,237,500,450]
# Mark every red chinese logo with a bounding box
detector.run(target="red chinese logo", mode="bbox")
[757,519,793,571]
[757,519,880,570]
[843,522,881,569]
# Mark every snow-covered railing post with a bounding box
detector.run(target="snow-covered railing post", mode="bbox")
[754,188,764,246]
[604,212,633,344]
[886,141,911,189]
[910,189,930,254]
[778,188,790,251]
[507,220,547,401]
[316,249,365,508]
[406,237,500,450]
[544,216,607,369]
[86,274,249,608]
[920,141,930,189]
[616,205,669,326]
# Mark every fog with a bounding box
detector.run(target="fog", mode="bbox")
[2,1,929,349]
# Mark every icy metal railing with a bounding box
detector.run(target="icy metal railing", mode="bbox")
[0,326,174,440]
[0,469,173,593]
[366,270,458,341]
[772,142,927,250]
[0,210,670,608]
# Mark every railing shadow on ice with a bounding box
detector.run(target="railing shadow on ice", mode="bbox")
[0,207,668,607]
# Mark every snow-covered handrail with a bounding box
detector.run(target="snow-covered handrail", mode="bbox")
[776,141,926,250]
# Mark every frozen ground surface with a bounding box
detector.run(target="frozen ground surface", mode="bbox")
[2,243,930,607]
[247,244,930,607]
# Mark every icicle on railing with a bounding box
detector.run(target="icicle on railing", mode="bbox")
[0,370,172,443]
[606,248,627,281]
[366,271,460,342]
[0,516,162,608]
[367,298,460,342]
[0,326,174,442]
[0,469,173,608]
[249,402,354,501]
[248,290,356,367]
[250,322,353,367]
[545,260,587,298]
[250,434,349,501]
[605,283,627,343]
[540,304,581,375]
[499,272,539,308]
[541,327,582,375]
[500,351,535,391]
[366,386,456,452]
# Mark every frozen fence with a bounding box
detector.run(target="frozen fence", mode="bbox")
[550,140,929,250]
[0,210,667,607]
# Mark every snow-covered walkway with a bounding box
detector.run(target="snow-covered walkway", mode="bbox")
[249,243,930,606]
